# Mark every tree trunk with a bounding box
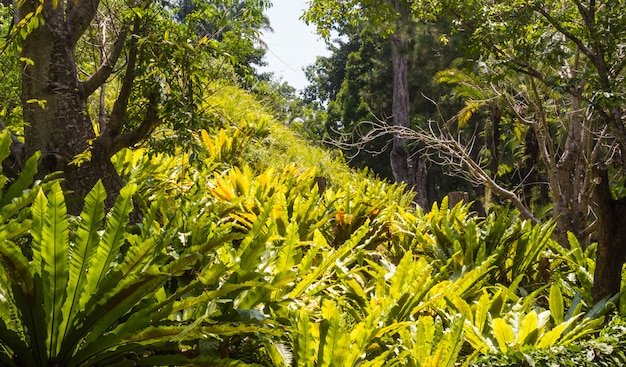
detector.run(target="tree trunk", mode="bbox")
[448,191,469,209]
[20,0,122,213]
[389,13,428,209]
[592,168,626,302]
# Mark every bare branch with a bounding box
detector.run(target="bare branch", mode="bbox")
[104,15,141,139]
[109,92,162,156]
[330,119,540,224]
[81,28,128,97]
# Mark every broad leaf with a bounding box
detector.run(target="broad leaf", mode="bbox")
[40,182,69,357]
[79,183,136,307]
[492,318,514,352]
[0,151,40,207]
[549,284,564,325]
[292,309,316,367]
[59,181,107,351]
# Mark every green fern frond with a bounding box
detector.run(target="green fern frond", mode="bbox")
[134,355,264,366]
[40,182,70,357]
[59,181,107,349]
[81,269,167,344]
[436,316,465,367]
[291,309,316,367]
[0,240,48,365]
[80,183,136,306]
[434,69,466,85]
[0,151,40,207]
[0,131,12,169]
[318,299,351,367]
[275,221,302,273]
[0,318,34,367]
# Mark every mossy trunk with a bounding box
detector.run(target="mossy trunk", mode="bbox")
[19,0,122,213]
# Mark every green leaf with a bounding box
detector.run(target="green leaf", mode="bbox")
[415,316,435,363]
[30,189,48,274]
[116,236,157,278]
[565,291,583,321]
[290,225,367,298]
[474,292,491,333]
[518,310,539,346]
[536,318,573,348]
[40,182,69,358]
[116,280,266,341]
[389,251,416,299]
[550,284,564,325]
[0,151,40,207]
[492,318,514,352]
[318,299,349,367]
[134,355,260,366]
[0,131,12,171]
[275,221,300,273]
[70,270,168,364]
[237,196,275,273]
[79,183,136,307]
[292,309,316,367]
[437,316,465,367]
[0,177,60,221]
[0,305,37,367]
[0,310,37,366]
[73,325,194,366]
[60,181,107,350]
[0,240,48,365]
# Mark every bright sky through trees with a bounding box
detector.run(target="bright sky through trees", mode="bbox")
[259,0,329,90]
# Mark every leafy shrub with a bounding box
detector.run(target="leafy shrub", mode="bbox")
[113,115,619,366]
[547,233,597,309]
[409,198,555,289]
[0,132,281,366]
[26,82,618,366]
[468,316,626,367]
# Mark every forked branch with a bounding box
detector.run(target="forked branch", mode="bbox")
[328,119,539,223]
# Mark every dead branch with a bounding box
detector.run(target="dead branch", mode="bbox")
[329,118,540,223]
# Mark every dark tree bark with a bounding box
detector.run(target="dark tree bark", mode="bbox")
[592,168,626,302]
[14,0,157,214]
[448,191,469,209]
[19,0,121,212]
[389,1,429,209]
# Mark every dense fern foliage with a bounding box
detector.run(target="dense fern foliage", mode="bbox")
[0,85,624,366]
[469,316,626,367]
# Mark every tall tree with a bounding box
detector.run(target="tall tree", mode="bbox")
[302,37,358,107]
[304,0,434,208]
[1,0,270,211]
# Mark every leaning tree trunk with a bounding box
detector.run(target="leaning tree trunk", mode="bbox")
[592,168,626,302]
[389,26,428,209]
[19,0,123,213]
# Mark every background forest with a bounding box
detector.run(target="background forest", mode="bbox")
[0,0,626,366]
